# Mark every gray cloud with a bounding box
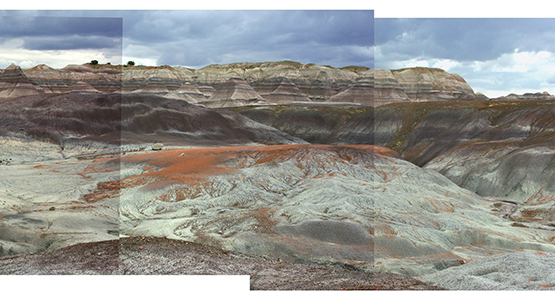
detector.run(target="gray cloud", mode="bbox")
[375,18,555,64]
[375,18,555,97]
[123,10,374,67]
[23,35,122,51]
[0,14,123,68]
[1,10,373,68]
[0,16,122,39]
[0,15,122,52]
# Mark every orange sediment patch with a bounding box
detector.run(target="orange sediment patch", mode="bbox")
[83,144,380,203]
[369,146,400,158]
[121,144,380,187]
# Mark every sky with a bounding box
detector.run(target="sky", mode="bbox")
[1,11,555,97]
[375,19,555,97]
[0,16,122,68]
[0,11,373,69]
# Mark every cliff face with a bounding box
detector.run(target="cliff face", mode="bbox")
[4,61,485,106]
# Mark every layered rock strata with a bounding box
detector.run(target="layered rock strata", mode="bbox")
[327,72,374,106]
[200,77,267,108]
[391,67,476,101]
[261,77,312,104]
[0,64,45,98]
[5,61,488,106]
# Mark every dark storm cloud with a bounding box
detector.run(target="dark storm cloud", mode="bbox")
[2,10,373,68]
[23,35,122,50]
[0,15,122,52]
[124,10,373,67]
[119,11,372,47]
[0,16,122,37]
[375,18,555,63]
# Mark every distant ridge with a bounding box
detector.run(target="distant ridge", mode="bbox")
[7,61,552,105]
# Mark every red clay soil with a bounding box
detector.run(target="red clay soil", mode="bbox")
[84,144,385,203]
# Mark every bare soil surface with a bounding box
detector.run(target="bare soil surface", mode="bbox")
[0,240,118,274]
[0,236,442,290]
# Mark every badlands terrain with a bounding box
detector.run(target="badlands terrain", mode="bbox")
[0,61,554,290]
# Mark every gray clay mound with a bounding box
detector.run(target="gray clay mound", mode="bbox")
[276,221,372,246]
[422,251,555,290]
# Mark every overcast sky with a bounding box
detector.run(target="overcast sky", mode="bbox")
[375,18,555,97]
[0,11,373,69]
[0,15,122,68]
[2,11,555,97]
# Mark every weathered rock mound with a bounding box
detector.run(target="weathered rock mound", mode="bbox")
[0,64,45,98]
[422,251,555,290]
[371,151,555,276]
[373,69,411,105]
[327,72,374,106]
[391,67,476,101]
[262,77,312,104]
[200,77,267,108]
[110,145,376,271]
